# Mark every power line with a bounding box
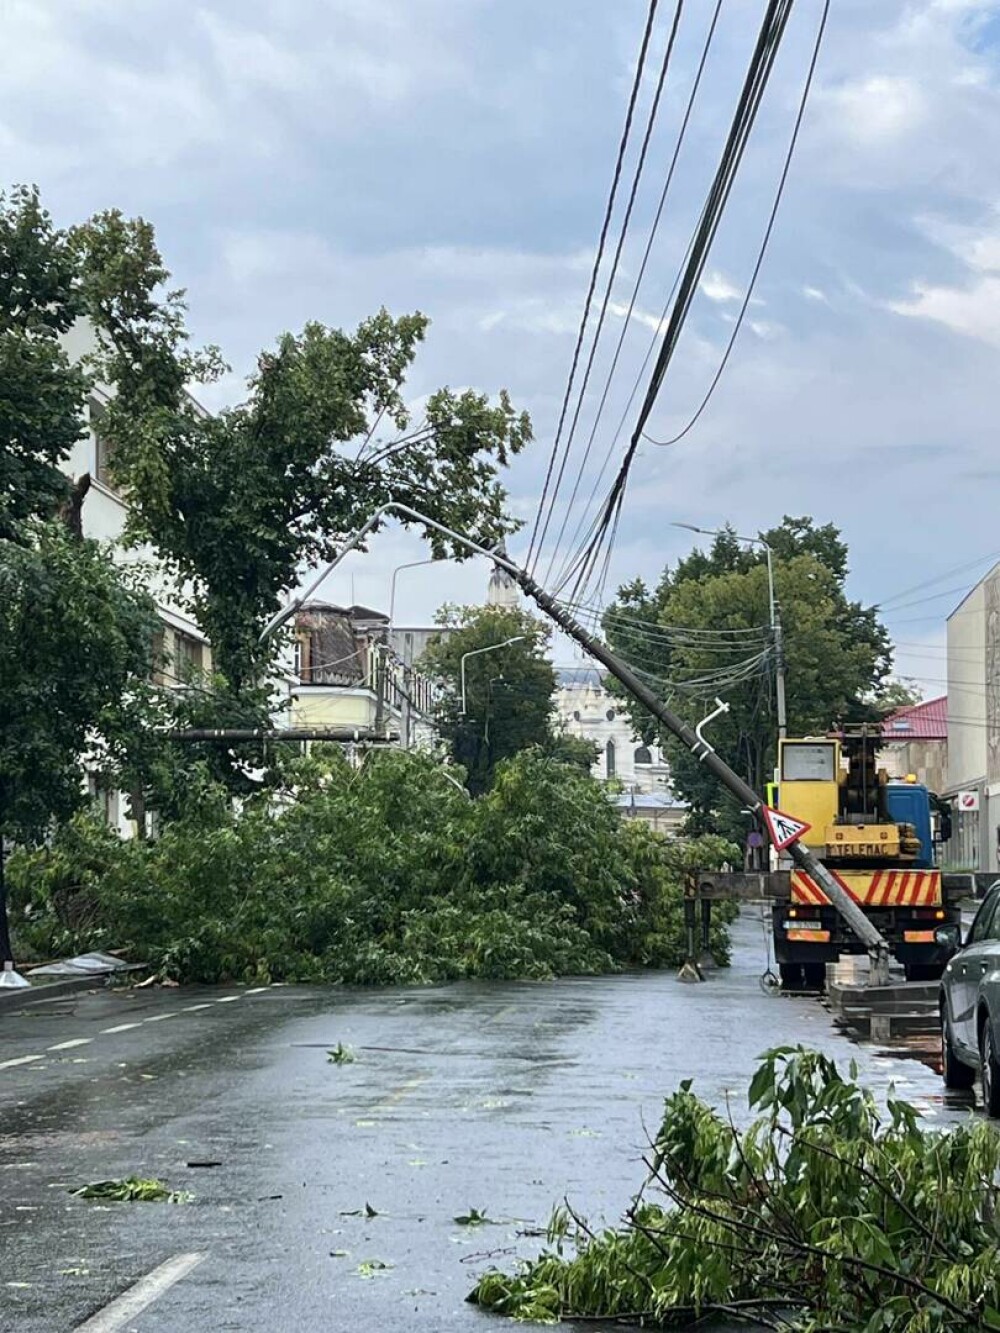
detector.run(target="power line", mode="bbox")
[642,0,829,447]
[525,0,663,573]
[535,2,688,585]
[562,0,805,603]
[542,0,720,585]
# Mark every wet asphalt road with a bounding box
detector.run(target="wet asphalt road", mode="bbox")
[0,913,976,1333]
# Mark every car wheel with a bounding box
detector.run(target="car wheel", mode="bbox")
[979,1015,1000,1116]
[941,1005,974,1089]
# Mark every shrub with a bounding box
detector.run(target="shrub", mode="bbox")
[471,1047,1000,1330]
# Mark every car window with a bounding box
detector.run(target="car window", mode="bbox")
[969,888,1000,944]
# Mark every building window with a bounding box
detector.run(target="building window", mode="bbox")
[174,631,204,676]
[606,739,616,779]
[90,399,117,488]
[606,708,616,722]
[634,745,652,765]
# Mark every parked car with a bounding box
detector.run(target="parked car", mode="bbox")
[939,879,1000,1114]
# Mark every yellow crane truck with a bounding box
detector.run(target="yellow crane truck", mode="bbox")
[769,730,962,988]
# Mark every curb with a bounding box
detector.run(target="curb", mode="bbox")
[0,974,107,1013]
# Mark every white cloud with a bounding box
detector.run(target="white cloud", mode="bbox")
[803,286,827,303]
[699,271,741,303]
[889,275,1000,347]
[826,75,926,144]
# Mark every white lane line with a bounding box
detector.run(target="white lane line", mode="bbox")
[182,1003,213,1012]
[0,1053,44,1070]
[244,986,269,994]
[100,1022,142,1034]
[214,995,240,1003]
[143,1013,177,1022]
[47,1038,93,1051]
[74,1251,206,1332]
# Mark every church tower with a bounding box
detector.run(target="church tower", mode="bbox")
[486,543,520,609]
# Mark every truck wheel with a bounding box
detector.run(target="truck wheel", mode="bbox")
[941,1005,974,1090]
[905,963,943,982]
[801,963,826,991]
[980,1016,1000,1117]
[779,963,802,990]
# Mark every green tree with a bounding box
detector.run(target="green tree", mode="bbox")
[0,524,157,963]
[874,678,923,714]
[420,605,556,794]
[0,187,161,968]
[544,728,600,773]
[67,208,531,692]
[0,186,88,539]
[605,518,890,839]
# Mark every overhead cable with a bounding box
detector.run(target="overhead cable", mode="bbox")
[568,0,808,602]
[525,0,663,574]
[642,0,830,447]
[540,0,701,586]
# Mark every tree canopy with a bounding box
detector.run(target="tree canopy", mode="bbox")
[604,517,891,838]
[0,186,88,540]
[0,189,162,963]
[68,208,531,691]
[420,604,557,794]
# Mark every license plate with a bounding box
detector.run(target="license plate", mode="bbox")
[785,919,821,930]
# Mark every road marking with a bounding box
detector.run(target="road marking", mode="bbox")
[182,1003,213,1012]
[47,1038,93,1051]
[489,1004,517,1024]
[214,996,240,1003]
[245,986,269,994]
[374,1076,425,1112]
[143,1013,177,1022]
[0,1053,44,1070]
[74,1251,206,1331]
[101,1022,142,1034]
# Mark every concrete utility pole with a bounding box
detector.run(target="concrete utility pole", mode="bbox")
[671,523,787,739]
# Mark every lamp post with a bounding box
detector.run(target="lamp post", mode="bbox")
[388,558,440,629]
[671,523,786,739]
[460,638,524,716]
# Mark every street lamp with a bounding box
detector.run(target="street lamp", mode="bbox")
[388,558,441,629]
[460,638,524,715]
[670,522,786,739]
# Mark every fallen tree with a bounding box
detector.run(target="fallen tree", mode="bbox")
[471,1047,1000,1330]
[8,748,736,985]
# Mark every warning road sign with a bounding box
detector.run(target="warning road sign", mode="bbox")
[762,805,811,851]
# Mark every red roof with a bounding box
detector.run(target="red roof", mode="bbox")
[881,695,947,742]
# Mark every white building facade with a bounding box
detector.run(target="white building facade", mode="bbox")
[946,565,1000,872]
[59,321,213,835]
[554,666,674,795]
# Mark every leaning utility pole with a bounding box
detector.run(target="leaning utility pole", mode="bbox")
[510,566,890,985]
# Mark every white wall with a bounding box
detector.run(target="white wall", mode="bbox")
[947,579,987,790]
[554,674,672,794]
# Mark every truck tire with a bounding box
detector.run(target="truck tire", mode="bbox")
[941,1004,974,1090]
[905,962,943,982]
[801,962,826,991]
[980,1014,1000,1117]
[779,963,802,990]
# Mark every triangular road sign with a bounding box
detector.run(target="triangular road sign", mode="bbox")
[762,805,811,851]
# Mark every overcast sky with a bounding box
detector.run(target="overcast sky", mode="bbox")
[5,0,1000,690]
